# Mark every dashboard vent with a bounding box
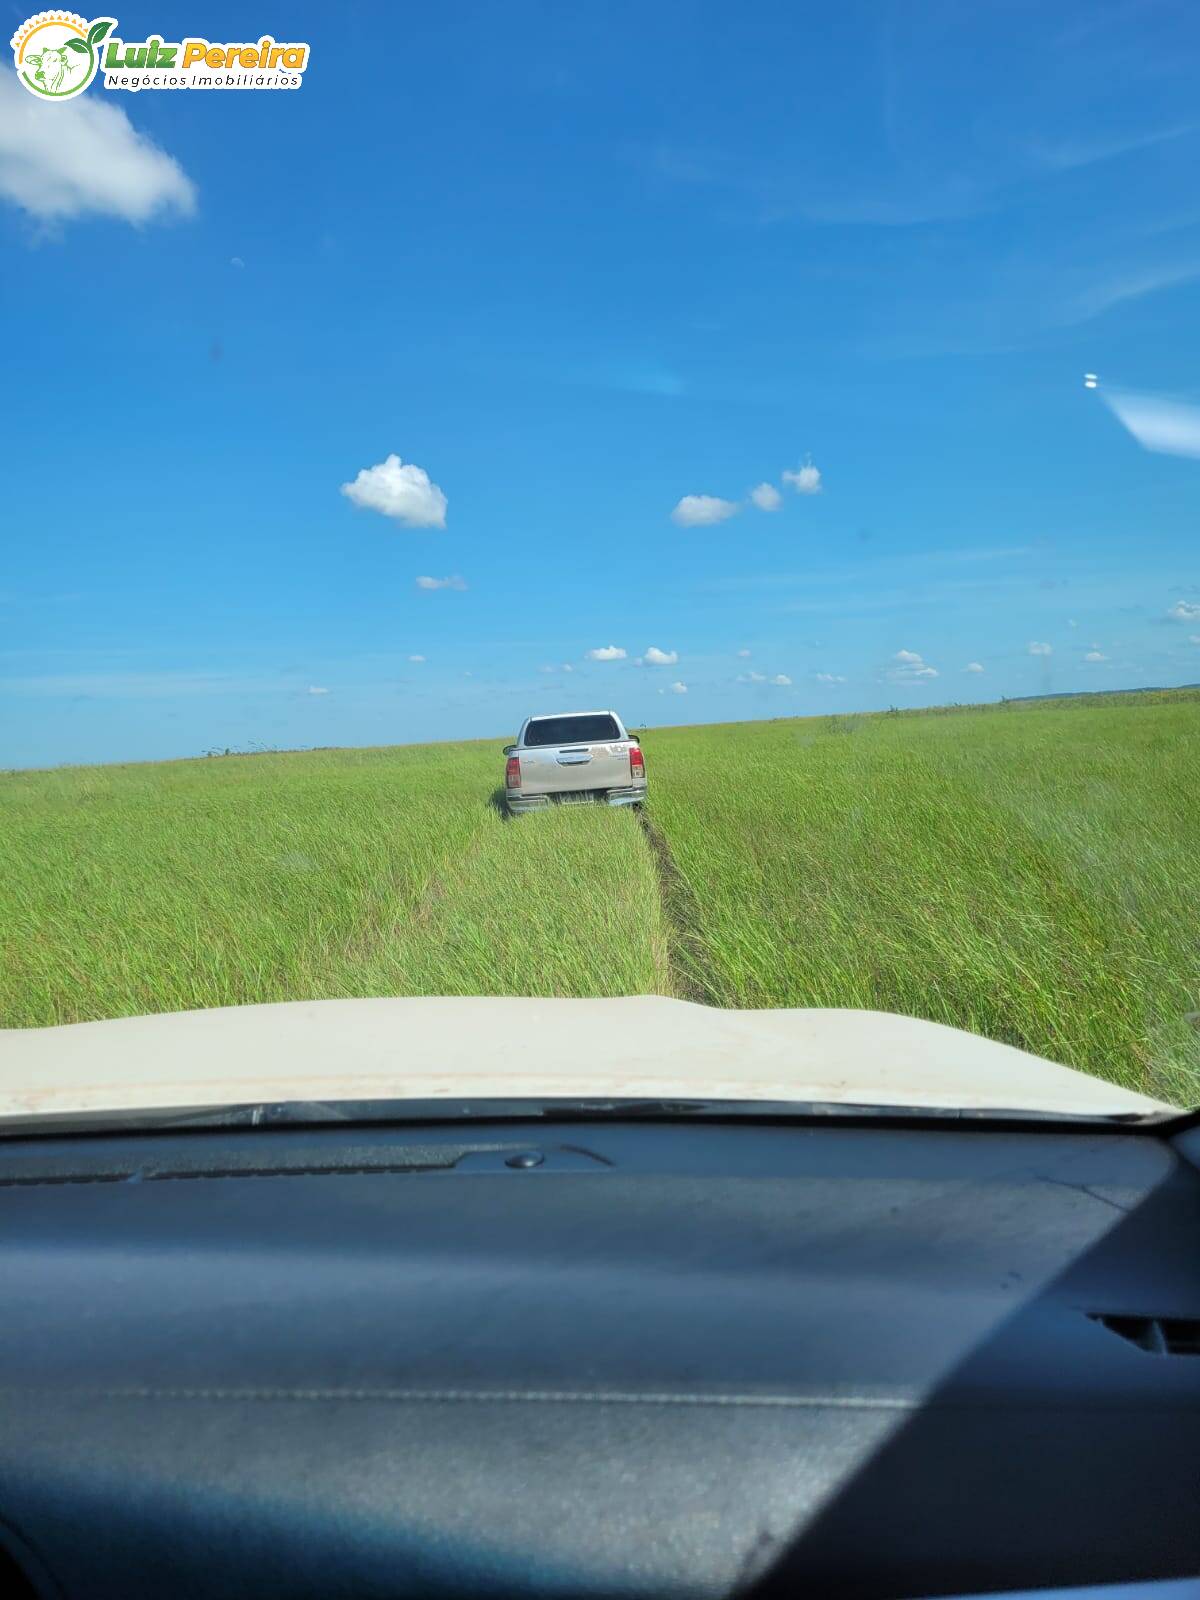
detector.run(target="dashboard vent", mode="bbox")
[1089,1313,1200,1356]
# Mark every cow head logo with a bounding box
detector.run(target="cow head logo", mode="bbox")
[11,12,115,100]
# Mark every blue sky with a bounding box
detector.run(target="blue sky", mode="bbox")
[2,0,1200,768]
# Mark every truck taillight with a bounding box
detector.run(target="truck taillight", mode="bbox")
[505,755,521,789]
[629,744,644,778]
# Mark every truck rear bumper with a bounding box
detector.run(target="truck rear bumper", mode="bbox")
[506,784,646,814]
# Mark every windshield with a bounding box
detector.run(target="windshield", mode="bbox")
[0,2,1197,1121]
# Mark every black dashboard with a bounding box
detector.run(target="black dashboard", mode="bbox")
[1,1111,1198,1598]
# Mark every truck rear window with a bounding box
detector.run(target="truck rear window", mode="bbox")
[523,715,622,747]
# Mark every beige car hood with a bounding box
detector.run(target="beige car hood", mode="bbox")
[0,995,1169,1121]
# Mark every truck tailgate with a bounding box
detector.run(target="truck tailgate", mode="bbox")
[518,741,635,795]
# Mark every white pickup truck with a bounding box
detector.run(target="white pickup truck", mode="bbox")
[503,710,646,814]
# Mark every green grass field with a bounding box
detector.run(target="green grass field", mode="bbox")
[2,690,1198,1104]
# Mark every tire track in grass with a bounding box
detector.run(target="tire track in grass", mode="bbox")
[368,802,667,998]
[638,810,726,1006]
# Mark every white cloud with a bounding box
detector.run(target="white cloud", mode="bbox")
[1190,634,1200,645]
[340,454,447,528]
[408,654,426,663]
[964,662,985,673]
[737,648,751,658]
[815,672,846,684]
[415,574,467,590]
[1084,650,1108,662]
[782,461,822,495]
[587,645,626,661]
[888,649,939,684]
[749,482,782,512]
[643,646,678,665]
[1028,641,1053,655]
[230,256,244,268]
[669,681,688,694]
[771,673,792,686]
[0,70,195,223]
[306,685,330,695]
[562,663,573,672]
[1167,599,1200,621]
[670,494,740,527]
[737,671,767,683]
[1103,388,1200,460]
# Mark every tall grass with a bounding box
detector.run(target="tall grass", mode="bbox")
[0,743,489,1024]
[0,742,666,1025]
[645,699,1200,1103]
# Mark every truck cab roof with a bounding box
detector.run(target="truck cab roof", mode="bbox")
[522,709,621,722]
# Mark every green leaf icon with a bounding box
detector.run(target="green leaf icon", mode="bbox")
[65,37,88,53]
[87,19,113,46]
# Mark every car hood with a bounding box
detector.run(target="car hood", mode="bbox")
[0,995,1170,1121]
